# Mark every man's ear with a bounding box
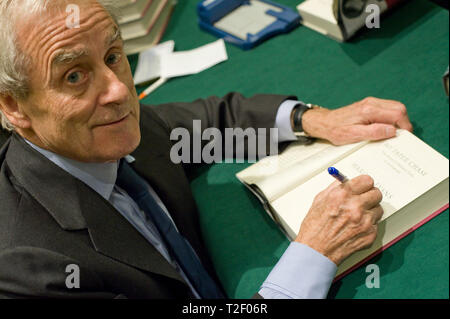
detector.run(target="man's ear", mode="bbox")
[0,94,32,129]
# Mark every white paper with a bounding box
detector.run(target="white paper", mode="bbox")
[133,39,228,93]
[133,40,175,85]
[159,39,228,78]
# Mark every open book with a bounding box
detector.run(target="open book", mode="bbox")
[236,130,449,278]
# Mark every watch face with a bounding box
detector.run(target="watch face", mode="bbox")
[341,0,369,18]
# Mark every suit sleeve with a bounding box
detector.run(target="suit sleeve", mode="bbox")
[149,92,294,132]
[0,246,122,299]
[144,92,296,163]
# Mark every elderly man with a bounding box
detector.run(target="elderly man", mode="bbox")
[0,0,413,299]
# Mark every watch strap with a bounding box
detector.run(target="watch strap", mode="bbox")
[292,102,313,133]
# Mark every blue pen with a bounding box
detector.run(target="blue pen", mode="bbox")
[328,167,349,183]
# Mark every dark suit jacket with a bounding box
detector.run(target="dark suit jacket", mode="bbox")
[0,93,291,298]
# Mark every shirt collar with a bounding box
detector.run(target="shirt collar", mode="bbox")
[24,139,119,201]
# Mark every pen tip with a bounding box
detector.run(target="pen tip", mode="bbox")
[328,167,336,175]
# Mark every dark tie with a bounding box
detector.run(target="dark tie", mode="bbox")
[116,160,224,299]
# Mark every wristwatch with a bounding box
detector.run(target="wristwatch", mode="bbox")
[291,102,318,137]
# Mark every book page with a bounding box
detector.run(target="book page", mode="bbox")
[236,140,330,184]
[237,140,367,202]
[271,130,449,239]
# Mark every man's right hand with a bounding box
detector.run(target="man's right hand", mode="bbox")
[295,175,384,265]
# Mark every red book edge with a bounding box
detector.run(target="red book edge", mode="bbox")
[386,0,409,8]
[144,0,169,35]
[153,3,174,45]
[140,0,154,20]
[333,202,449,283]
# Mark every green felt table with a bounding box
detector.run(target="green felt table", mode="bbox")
[129,0,449,299]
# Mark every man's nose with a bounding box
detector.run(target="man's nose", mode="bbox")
[98,67,129,106]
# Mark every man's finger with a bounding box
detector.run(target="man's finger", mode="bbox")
[347,175,374,195]
[362,99,414,132]
[344,123,397,142]
[358,187,383,210]
[376,100,413,132]
[367,204,384,224]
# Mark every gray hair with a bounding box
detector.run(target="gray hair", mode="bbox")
[0,0,121,131]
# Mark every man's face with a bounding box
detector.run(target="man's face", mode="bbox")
[16,0,141,162]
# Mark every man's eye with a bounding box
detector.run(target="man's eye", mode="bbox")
[66,71,83,84]
[106,52,121,65]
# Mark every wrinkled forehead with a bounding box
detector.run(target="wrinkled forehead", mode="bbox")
[14,0,117,82]
[14,0,107,24]
[15,0,115,52]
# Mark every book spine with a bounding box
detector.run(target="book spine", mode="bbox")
[154,3,174,45]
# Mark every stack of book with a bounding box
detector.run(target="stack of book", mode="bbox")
[116,0,177,55]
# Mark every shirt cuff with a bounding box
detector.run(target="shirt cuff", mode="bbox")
[274,100,300,143]
[258,242,337,299]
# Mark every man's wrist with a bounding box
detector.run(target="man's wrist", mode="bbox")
[291,102,311,133]
[302,106,331,140]
[291,103,325,137]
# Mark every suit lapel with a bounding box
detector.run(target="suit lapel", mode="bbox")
[5,133,185,283]
[76,183,184,282]
[6,134,87,231]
